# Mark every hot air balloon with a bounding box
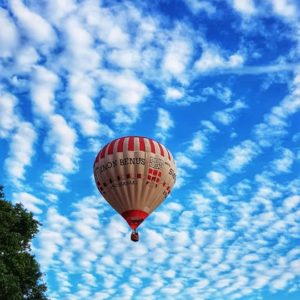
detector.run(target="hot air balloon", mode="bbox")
[93,136,176,242]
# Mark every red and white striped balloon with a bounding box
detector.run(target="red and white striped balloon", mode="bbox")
[93,136,176,236]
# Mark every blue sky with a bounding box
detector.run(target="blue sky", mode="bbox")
[1,0,300,299]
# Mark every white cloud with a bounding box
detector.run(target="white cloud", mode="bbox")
[193,229,209,247]
[213,100,247,125]
[252,275,271,289]
[207,171,226,184]
[56,272,72,294]
[283,195,300,211]
[232,0,256,15]
[44,0,76,25]
[72,196,103,240]
[144,229,165,249]
[62,16,100,72]
[5,121,37,185]
[31,66,59,117]
[164,88,206,106]
[44,114,78,173]
[191,194,212,216]
[271,148,294,173]
[118,284,134,299]
[15,46,40,72]
[82,273,97,287]
[10,0,57,48]
[290,259,300,273]
[174,166,189,188]
[42,171,68,192]
[173,127,213,188]
[202,84,232,104]
[196,278,209,289]
[194,47,244,73]
[268,0,298,19]
[82,4,129,49]
[37,207,70,269]
[107,48,140,69]
[0,8,19,58]
[0,92,19,138]
[99,70,148,125]
[188,131,207,154]
[34,181,300,298]
[227,64,298,75]
[178,211,194,230]
[151,211,171,225]
[162,37,193,77]
[12,192,45,214]
[164,269,176,279]
[68,73,101,137]
[2,1,300,299]
[161,281,184,296]
[227,54,245,67]
[194,48,224,72]
[201,182,230,204]
[175,152,196,169]
[254,72,300,147]
[165,87,184,102]
[223,140,260,172]
[271,272,294,291]
[155,108,174,142]
[184,0,216,15]
[101,71,148,108]
[213,111,234,125]
[201,120,219,133]
[215,278,232,289]
[103,25,129,49]
[254,122,287,148]
[47,193,58,203]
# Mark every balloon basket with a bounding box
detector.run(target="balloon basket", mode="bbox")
[131,230,139,242]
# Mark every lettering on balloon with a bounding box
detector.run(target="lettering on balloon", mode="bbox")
[169,168,176,181]
[97,157,146,174]
[119,157,145,166]
[97,160,118,174]
[112,180,137,188]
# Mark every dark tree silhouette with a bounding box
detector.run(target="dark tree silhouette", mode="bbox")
[0,185,48,300]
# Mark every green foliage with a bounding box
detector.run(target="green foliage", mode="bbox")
[0,185,48,300]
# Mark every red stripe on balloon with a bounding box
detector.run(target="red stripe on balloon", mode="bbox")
[167,150,171,161]
[139,137,145,151]
[128,136,135,151]
[117,137,125,152]
[100,143,109,158]
[158,143,164,157]
[149,139,156,154]
[107,139,117,155]
[94,152,101,166]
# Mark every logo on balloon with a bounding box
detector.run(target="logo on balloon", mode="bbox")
[149,157,163,170]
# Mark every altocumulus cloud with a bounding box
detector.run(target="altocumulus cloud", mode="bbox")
[0,0,300,300]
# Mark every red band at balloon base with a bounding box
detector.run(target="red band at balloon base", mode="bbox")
[121,210,149,230]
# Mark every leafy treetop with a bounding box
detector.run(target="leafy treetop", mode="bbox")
[0,185,48,300]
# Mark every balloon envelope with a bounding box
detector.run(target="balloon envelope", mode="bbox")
[93,136,176,230]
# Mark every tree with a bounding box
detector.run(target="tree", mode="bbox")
[0,185,48,300]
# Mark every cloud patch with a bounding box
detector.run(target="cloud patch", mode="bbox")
[155,108,174,142]
[43,114,78,174]
[0,8,19,58]
[5,121,37,186]
[223,140,260,172]
[0,92,19,138]
[10,0,57,48]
